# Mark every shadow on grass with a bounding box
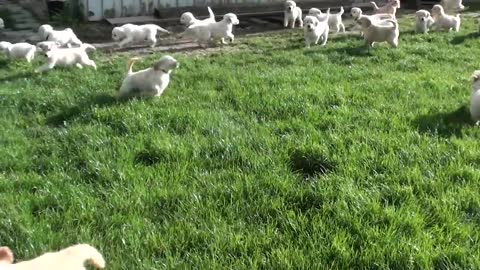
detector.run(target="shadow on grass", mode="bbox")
[413,105,473,137]
[46,93,119,127]
[0,71,37,82]
[318,45,374,57]
[451,32,480,45]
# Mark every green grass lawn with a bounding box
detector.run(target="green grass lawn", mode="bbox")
[1,15,480,269]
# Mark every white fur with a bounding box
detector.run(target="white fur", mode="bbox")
[36,41,61,52]
[38,24,53,40]
[415,10,434,33]
[0,18,4,29]
[118,55,178,98]
[180,7,215,27]
[471,70,480,125]
[284,0,303,28]
[441,0,464,12]
[303,14,329,48]
[350,7,396,36]
[181,13,239,47]
[431,4,461,32]
[0,42,39,62]
[36,44,97,73]
[357,16,399,48]
[370,0,399,16]
[308,7,345,33]
[112,24,170,48]
[45,28,83,47]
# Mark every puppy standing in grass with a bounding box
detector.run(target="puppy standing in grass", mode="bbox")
[284,0,303,28]
[308,7,345,33]
[0,42,39,63]
[118,55,179,98]
[44,27,83,48]
[357,16,399,48]
[0,244,105,270]
[36,44,97,72]
[303,12,329,48]
[415,10,434,33]
[431,4,460,32]
[470,71,480,125]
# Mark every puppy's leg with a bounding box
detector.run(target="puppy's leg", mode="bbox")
[291,17,295,29]
[227,33,234,43]
[76,63,84,69]
[80,55,97,70]
[26,49,35,63]
[320,32,328,46]
[339,23,345,33]
[389,37,399,48]
[284,15,288,28]
[119,37,133,48]
[147,33,157,48]
[36,58,56,73]
[298,16,303,28]
[221,38,227,45]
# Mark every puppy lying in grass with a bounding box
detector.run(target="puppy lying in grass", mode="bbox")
[36,44,97,73]
[180,7,215,27]
[181,13,239,48]
[303,13,329,48]
[284,0,303,28]
[112,24,170,48]
[0,42,39,63]
[431,4,461,32]
[470,71,480,125]
[0,244,105,270]
[357,16,399,48]
[415,10,434,33]
[118,55,179,98]
[308,7,345,33]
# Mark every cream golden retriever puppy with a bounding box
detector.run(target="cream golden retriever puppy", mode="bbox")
[0,244,105,270]
[370,0,400,16]
[431,4,461,32]
[357,16,399,48]
[284,0,303,28]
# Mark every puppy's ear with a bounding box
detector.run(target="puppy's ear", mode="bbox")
[0,247,14,264]
[153,59,164,71]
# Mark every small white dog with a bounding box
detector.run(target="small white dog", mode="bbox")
[357,16,399,48]
[36,44,97,73]
[351,7,395,36]
[471,70,480,125]
[180,6,215,27]
[415,10,434,33]
[308,7,345,33]
[0,18,4,29]
[0,42,39,62]
[284,0,303,28]
[431,4,460,32]
[181,13,239,47]
[36,41,62,52]
[0,244,105,270]
[45,27,83,48]
[370,0,400,16]
[118,55,179,98]
[441,0,464,11]
[38,24,53,40]
[303,13,329,48]
[112,24,170,48]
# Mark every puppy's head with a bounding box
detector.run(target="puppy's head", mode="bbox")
[0,247,14,265]
[351,7,362,20]
[0,41,12,54]
[432,5,444,16]
[285,0,296,11]
[153,55,179,73]
[303,16,318,31]
[223,13,239,25]
[36,41,61,52]
[390,0,399,8]
[112,27,125,41]
[358,16,372,28]
[180,12,195,26]
[416,10,430,19]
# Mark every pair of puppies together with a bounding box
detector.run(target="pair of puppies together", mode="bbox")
[0,244,104,270]
[350,7,399,48]
[415,5,460,33]
[284,1,345,33]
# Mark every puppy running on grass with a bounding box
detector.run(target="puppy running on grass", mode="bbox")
[357,16,399,48]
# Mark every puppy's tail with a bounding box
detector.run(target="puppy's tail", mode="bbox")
[155,25,171,34]
[385,19,398,30]
[82,43,96,52]
[338,6,344,16]
[63,244,105,269]
[207,6,215,22]
[370,1,379,11]
[127,57,140,75]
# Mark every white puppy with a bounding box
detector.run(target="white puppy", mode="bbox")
[180,7,215,27]
[0,18,4,29]
[441,0,464,11]
[308,7,345,33]
[45,27,83,47]
[0,42,39,62]
[181,13,239,47]
[112,23,170,48]
[284,0,303,28]
[350,7,395,36]
[471,70,480,125]
[0,244,105,270]
[118,55,178,98]
[370,0,399,16]
[36,41,62,52]
[431,4,460,32]
[303,13,329,48]
[38,24,53,40]
[415,10,434,33]
[36,44,96,73]
[357,16,399,48]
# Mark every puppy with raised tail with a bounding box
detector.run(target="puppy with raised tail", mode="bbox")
[112,24,170,48]
[0,42,39,63]
[118,55,178,98]
[470,71,480,125]
[308,7,345,33]
[357,16,399,48]
[440,0,464,12]
[180,7,215,27]
[415,10,434,33]
[0,243,105,270]
[284,0,303,28]
[431,4,460,32]
[303,12,329,48]
[370,0,399,16]
[36,44,97,73]
[181,13,239,48]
